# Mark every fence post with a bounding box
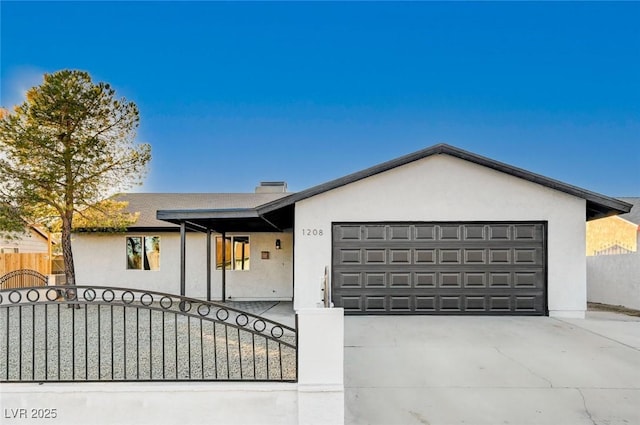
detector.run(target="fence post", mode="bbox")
[296,307,344,424]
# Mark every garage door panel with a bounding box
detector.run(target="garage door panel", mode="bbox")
[415,296,437,312]
[439,225,462,240]
[514,249,536,263]
[464,272,486,288]
[514,296,539,312]
[489,249,511,263]
[390,273,411,287]
[340,295,363,312]
[514,272,540,288]
[415,273,437,287]
[334,267,542,288]
[514,224,543,241]
[365,296,387,312]
[440,249,462,264]
[389,225,412,240]
[489,272,511,288]
[334,287,545,296]
[440,272,462,287]
[335,225,362,241]
[336,272,362,288]
[415,249,436,264]
[464,249,486,263]
[389,296,411,312]
[440,296,463,311]
[465,296,487,311]
[489,296,511,311]
[390,249,411,263]
[414,225,437,240]
[333,222,546,315]
[336,246,542,265]
[364,273,386,288]
[365,249,386,264]
[333,292,546,315]
[336,241,540,250]
[339,249,362,264]
[514,248,543,264]
[364,226,386,241]
[488,225,511,240]
[464,225,487,240]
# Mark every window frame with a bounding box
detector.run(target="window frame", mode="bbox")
[215,235,250,271]
[125,235,161,271]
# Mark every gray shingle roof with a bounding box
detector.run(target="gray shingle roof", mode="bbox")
[617,197,640,225]
[116,193,290,229]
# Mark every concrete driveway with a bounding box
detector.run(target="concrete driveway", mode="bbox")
[344,311,640,425]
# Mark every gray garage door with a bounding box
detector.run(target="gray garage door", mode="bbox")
[332,222,546,315]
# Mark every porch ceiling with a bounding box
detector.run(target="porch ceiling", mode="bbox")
[156,208,283,233]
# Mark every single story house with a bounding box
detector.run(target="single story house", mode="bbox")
[73,144,632,318]
[73,189,293,301]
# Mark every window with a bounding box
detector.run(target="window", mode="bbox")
[216,236,250,270]
[126,236,160,270]
[1,247,19,253]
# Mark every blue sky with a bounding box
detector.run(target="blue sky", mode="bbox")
[1,1,638,196]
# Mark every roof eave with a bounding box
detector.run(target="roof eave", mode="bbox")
[157,208,260,221]
[156,208,282,233]
[257,144,632,220]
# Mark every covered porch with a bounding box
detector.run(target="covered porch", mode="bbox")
[156,205,294,302]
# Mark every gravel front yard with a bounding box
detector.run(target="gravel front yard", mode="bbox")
[1,299,296,382]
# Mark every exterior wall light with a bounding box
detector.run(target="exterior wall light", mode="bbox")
[275,239,282,250]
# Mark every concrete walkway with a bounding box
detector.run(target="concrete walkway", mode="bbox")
[345,312,640,425]
[227,301,296,328]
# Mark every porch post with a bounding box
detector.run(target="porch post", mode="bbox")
[206,228,211,302]
[180,222,186,296]
[221,231,226,301]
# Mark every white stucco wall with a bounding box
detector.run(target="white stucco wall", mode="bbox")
[297,308,344,390]
[0,382,344,425]
[72,231,293,301]
[294,154,587,317]
[587,251,640,310]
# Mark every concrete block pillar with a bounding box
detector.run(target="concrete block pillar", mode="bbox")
[296,307,345,424]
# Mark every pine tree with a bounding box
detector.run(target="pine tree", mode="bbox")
[0,70,151,285]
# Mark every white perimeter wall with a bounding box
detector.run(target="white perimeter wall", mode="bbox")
[294,154,587,317]
[0,382,343,425]
[1,306,345,425]
[72,231,293,301]
[587,251,640,310]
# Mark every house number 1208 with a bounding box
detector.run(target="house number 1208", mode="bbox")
[302,228,324,236]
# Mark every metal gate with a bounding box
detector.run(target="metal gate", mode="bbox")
[0,269,48,289]
[0,286,297,382]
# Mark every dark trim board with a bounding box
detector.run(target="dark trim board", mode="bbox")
[258,144,631,220]
[332,221,548,316]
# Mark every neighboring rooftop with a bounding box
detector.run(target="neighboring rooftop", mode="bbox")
[115,192,290,229]
[617,197,640,225]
